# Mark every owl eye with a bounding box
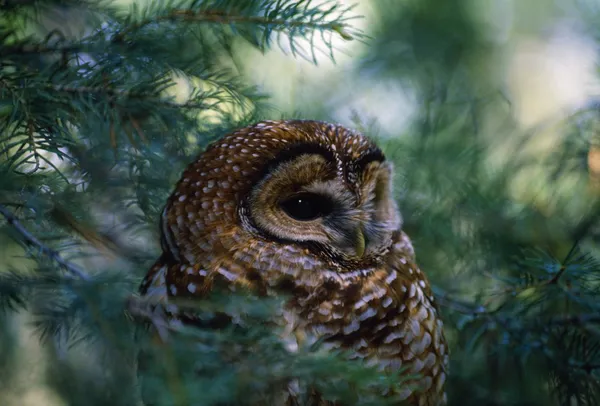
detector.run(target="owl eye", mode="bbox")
[279,193,334,221]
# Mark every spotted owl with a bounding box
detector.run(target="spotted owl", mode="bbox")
[139,120,449,405]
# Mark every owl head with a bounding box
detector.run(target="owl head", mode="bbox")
[161,120,401,272]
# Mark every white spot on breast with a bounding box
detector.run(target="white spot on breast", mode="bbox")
[423,352,437,370]
[188,283,197,293]
[410,331,432,355]
[396,388,412,401]
[385,270,397,284]
[166,304,179,314]
[318,307,330,316]
[217,267,237,281]
[183,252,196,263]
[332,311,344,319]
[354,338,368,350]
[349,351,367,360]
[372,286,387,299]
[383,331,405,344]
[410,357,425,374]
[402,329,414,345]
[312,324,337,336]
[421,376,433,391]
[343,319,360,335]
[382,297,393,308]
[358,307,377,321]
[419,280,426,288]
[437,372,446,392]
[414,307,428,323]
[374,323,387,332]
[409,318,421,337]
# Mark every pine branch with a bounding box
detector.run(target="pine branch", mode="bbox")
[433,286,488,315]
[0,204,164,346]
[113,8,356,43]
[0,43,82,56]
[540,314,600,328]
[126,294,177,342]
[0,203,91,280]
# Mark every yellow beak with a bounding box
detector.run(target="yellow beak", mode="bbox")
[355,226,366,258]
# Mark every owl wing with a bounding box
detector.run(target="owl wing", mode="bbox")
[139,247,270,330]
[138,251,299,405]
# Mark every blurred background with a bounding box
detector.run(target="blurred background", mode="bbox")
[2,0,600,405]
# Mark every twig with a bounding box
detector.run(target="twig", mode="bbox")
[126,295,173,341]
[570,361,600,372]
[546,238,582,285]
[0,43,81,57]
[542,313,600,327]
[45,84,212,110]
[113,9,355,42]
[0,203,91,280]
[432,286,488,315]
[432,287,600,333]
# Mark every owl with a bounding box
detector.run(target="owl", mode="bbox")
[139,120,449,406]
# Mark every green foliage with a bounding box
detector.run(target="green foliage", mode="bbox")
[2,0,600,405]
[0,1,396,405]
[358,1,600,405]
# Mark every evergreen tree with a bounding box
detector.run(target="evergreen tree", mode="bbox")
[1,0,600,405]
[0,1,398,405]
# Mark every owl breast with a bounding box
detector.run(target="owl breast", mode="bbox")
[268,231,448,406]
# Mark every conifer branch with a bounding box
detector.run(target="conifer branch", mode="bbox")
[0,203,91,280]
[0,203,176,341]
[113,8,355,42]
[541,314,600,328]
[0,43,81,56]
[433,287,488,315]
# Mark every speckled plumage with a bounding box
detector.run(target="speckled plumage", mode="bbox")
[139,120,449,405]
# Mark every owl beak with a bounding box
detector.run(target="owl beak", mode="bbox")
[355,226,366,258]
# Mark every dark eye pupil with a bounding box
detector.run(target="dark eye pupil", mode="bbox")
[280,193,333,221]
